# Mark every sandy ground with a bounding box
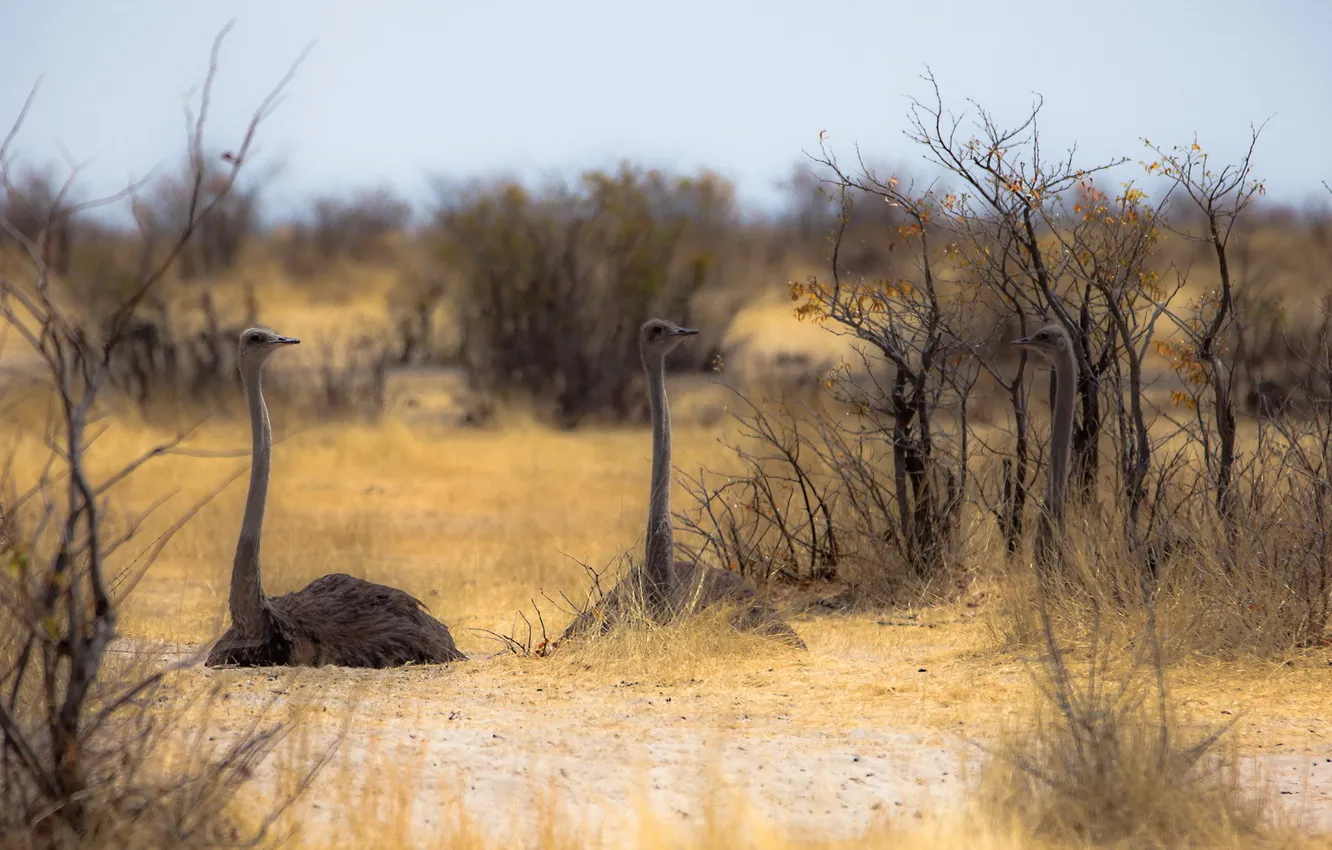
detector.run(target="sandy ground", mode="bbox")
[128,627,1332,848]
[317,693,972,844]
[191,656,974,845]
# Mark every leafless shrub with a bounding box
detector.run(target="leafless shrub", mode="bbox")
[676,394,840,587]
[782,166,979,586]
[894,76,1124,522]
[676,76,1332,653]
[981,593,1270,847]
[679,181,981,595]
[0,26,323,846]
[1145,128,1267,530]
[974,496,1280,845]
[679,384,983,603]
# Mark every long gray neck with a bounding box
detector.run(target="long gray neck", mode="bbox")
[230,358,272,637]
[643,349,675,610]
[1047,344,1077,526]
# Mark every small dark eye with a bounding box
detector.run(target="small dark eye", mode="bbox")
[247,332,263,344]
[651,326,662,337]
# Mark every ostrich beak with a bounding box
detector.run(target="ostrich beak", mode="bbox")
[1011,336,1033,348]
[277,336,300,345]
[673,327,700,336]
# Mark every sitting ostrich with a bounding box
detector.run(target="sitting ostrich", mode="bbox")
[1012,323,1076,576]
[206,328,465,668]
[559,318,805,648]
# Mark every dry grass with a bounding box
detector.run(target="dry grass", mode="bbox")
[10,406,1324,845]
[92,417,737,649]
[4,276,1332,848]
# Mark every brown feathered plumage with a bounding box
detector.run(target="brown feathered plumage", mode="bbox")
[205,328,465,669]
[207,574,465,667]
[558,318,804,650]
[558,559,806,649]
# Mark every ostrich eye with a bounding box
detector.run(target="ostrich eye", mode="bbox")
[651,326,662,337]
[247,333,263,344]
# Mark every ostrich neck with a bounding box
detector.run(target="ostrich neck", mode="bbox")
[1047,345,1077,525]
[643,351,675,608]
[231,362,272,637]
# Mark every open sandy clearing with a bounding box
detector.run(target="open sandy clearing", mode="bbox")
[169,657,979,845]
[131,616,1332,847]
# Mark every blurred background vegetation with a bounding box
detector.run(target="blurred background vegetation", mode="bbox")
[9,150,1327,427]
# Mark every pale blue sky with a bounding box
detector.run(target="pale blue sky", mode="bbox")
[1,0,1329,218]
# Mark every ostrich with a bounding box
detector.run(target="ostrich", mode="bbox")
[559,318,805,648]
[1012,323,1077,574]
[205,328,465,668]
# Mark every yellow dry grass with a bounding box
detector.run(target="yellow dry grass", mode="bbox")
[5,396,1331,846]
[4,274,1332,847]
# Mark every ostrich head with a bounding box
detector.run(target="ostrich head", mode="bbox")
[237,327,300,373]
[1011,323,1070,365]
[639,318,699,364]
